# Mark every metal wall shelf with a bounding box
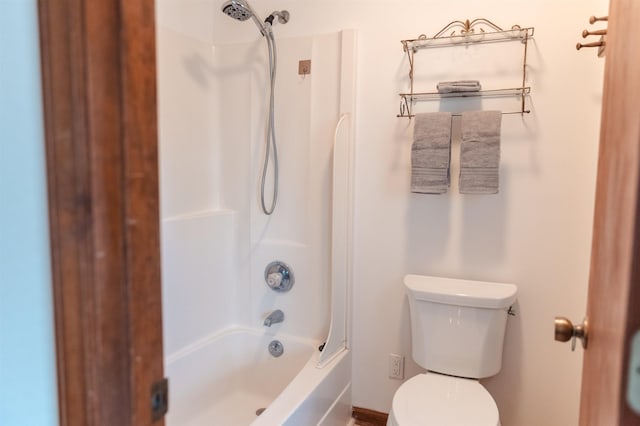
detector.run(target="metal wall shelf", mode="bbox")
[398,18,534,118]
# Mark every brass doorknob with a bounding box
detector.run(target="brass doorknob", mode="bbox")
[554,316,588,351]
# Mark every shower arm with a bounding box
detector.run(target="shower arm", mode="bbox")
[245,6,290,36]
[265,10,290,26]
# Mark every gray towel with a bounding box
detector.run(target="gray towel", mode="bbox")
[411,112,452,194]
[459,110,502,194]
[437,80,482,94]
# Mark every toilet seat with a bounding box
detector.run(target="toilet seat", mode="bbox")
[388,372,499,426]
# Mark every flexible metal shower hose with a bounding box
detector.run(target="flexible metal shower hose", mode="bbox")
[260,27,278,215]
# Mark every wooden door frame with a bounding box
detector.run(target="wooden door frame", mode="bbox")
[37,0,640,423]
[38,0,164,425]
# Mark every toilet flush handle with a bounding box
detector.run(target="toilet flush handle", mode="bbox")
[554,316,588,351]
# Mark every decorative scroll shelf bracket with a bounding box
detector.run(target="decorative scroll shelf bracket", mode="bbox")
[399,18,535,118]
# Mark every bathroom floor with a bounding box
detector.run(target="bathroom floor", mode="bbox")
[352,407,388,426]
[353,420,381,426]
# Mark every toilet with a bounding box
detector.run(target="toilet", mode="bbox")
[387,274,517,426]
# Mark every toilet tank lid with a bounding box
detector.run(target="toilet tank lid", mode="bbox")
[404,274,517,309]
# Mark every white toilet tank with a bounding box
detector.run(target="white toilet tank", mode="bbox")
[404,274,517,379]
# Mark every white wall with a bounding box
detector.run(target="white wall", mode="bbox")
[0,1,59,425]
[157,1,606,425]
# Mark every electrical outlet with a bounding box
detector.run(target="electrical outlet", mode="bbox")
[389,353,404,380]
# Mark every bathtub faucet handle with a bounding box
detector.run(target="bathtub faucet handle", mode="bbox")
[266,272,283,289]
[264,261,294,292]
[264,309,285,327]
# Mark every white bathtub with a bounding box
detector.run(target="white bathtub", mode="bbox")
[166,327,352,426]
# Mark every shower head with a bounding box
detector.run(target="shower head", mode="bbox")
[221,0,267,35]
[221,0,252,21]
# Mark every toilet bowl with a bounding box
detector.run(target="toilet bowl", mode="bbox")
[387,372,499,426]
[388,275,517,426]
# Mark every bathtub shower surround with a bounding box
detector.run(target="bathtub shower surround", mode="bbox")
[158,13,356,423]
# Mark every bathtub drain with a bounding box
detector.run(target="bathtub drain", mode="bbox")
[268,340,284,357]
[256,408,266,416]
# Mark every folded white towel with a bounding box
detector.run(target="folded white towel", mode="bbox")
[437,80,482,94]
[459,110,502,194]
[411,112,452,194]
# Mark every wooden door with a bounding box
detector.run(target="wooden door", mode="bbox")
[38,0,165,425]
[579,0,640,423]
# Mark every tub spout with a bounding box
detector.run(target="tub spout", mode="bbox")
[264,309,284,327]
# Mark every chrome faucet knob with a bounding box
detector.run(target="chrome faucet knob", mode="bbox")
[266,272,283,289]
[264,261,294,292]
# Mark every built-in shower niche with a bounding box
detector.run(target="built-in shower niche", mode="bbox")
[159,28,356,425]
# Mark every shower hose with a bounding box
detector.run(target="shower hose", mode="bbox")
[260,26,278,215]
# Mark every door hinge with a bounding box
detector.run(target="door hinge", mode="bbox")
[151,378,169,422]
